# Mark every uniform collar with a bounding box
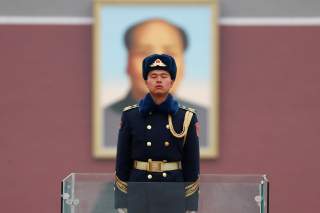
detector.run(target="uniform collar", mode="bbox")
[138,93,179,116]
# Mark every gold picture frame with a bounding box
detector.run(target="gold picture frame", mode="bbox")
[92,0,219,159]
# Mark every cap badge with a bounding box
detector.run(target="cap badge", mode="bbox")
[150,59,166,67]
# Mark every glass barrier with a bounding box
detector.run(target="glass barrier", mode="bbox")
[61,173,269,213]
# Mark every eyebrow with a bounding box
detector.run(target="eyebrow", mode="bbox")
[131,43,183,51]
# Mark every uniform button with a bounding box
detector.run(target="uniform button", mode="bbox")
[166,124,169,129]
[149,112,152,115]
[163,160,167,163]
[162,172,167,177]
[146,141,152,147]
[147,174,153,179]
[147,125,152,130]
[164,141,170,147]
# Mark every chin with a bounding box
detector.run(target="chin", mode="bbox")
[152,90,169,96]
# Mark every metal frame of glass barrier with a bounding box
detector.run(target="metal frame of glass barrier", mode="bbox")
[61,173,269,213]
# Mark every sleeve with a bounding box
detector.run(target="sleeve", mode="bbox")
[114,112,133,209]
[181,113,200,211]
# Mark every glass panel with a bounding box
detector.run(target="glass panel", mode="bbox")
[61,173,76,213]
[61,174,269,213]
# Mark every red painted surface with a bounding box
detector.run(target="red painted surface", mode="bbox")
[0,25,320,213]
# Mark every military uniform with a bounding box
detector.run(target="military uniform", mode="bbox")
[114,93,200,213]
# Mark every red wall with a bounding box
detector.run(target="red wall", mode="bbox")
[1,25,320,213]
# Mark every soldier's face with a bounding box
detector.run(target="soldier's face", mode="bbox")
[126,20,185,99]
[145,70,174,96]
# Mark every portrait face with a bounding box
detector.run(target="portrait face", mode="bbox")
[126,19,185,99]
[145,70,174,96]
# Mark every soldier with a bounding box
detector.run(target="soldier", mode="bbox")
[114,54,200,213]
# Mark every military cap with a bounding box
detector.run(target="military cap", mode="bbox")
[142,54,177,80]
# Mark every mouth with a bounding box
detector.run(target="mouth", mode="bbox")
[155,85,163,89]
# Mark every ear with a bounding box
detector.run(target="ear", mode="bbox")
[125,54,131,75]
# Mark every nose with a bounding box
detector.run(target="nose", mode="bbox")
[156,76,162,82]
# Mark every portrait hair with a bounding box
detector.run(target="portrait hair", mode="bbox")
[124,18,189,51]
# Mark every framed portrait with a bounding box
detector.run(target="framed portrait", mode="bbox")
[92,0,219,159]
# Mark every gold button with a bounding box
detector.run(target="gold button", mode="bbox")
[147,141,152,147]
[147,125,152,130]
[166,124,169,129]
[147,174,153,179]
[162,172,167,177]
[164,141,170,147]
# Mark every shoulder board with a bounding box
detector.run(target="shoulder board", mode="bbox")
[179,105,196,114]
[123,104,139,112]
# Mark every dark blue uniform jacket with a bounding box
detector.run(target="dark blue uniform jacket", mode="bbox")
[115,93,200,212]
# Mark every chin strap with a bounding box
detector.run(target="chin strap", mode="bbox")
[168,111,193,145]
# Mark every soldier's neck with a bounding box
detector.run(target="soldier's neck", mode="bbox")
[150,93,169,105]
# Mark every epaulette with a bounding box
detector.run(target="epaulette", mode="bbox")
[123,104,139,112]
[179,105,197,114]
